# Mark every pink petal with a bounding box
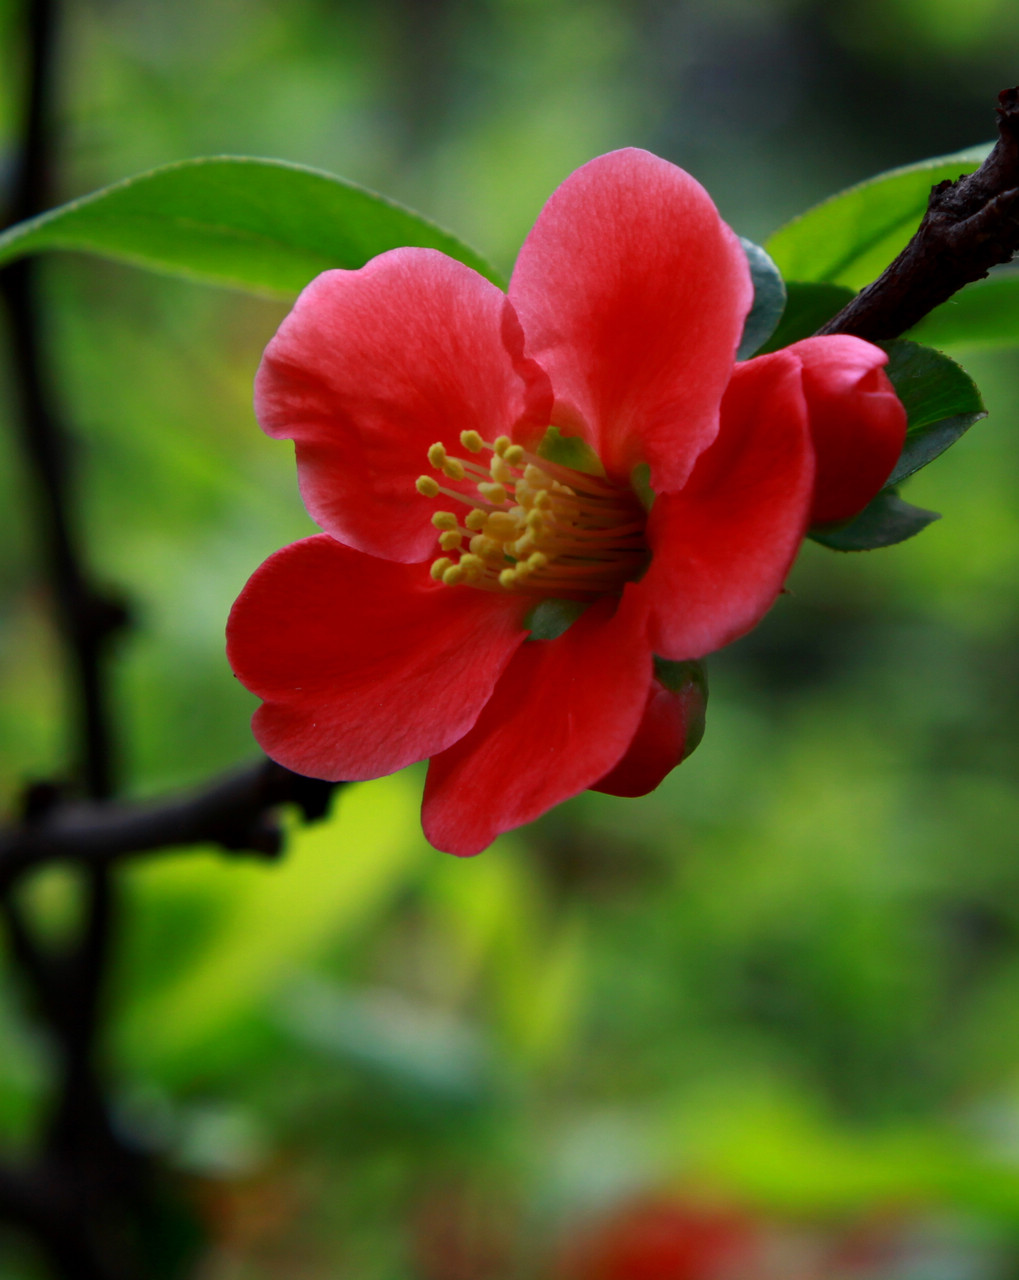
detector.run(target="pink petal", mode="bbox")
[640,349,815,660]
[788,336,907,525]
[226,535,528,780]
[421,586,653,856]
[255,249,552,563]
[509,149,753,490]
[592,665,706,798]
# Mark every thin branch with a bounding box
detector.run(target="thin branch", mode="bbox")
[0,759,341,891]
[820,86,1019,341]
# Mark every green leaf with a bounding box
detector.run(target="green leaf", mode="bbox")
[810,490,940,552]
[908,271,1019,349]
[737,237,787,359]
[0,156,503,295]
[758,281,856,352]
[881,339,986,485]
[766,145,991,288]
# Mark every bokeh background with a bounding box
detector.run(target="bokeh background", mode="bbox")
[4,0,1019,1275]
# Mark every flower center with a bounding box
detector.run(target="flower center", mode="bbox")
[415,431,648,601]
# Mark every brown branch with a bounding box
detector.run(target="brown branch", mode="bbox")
[0,759,341,892]
[820,86,1019,341]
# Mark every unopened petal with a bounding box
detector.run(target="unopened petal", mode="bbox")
[787,335,907,525]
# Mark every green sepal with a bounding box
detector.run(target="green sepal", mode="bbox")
[525,598,591,641]
[653,658,708,761]
[737,238,787,360]
[810,490,940,552]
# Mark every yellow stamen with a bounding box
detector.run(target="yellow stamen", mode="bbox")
[417,432,648,600]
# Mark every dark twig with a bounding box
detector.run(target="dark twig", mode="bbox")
[0,760,342,891]
[820,86,1019,341]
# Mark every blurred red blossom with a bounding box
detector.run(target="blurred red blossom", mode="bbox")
[227,149,905,855]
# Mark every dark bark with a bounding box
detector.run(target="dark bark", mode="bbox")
[820,86,1019,340]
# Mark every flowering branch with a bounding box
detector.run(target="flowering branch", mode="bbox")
[820,86,1019,341]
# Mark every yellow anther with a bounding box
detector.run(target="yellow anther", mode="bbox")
[478,482,508,504]
[528,552,549,570]
[503,444,524,466]
[512,534,537,557]
[490,456,514,484]
[524,463,552,488]
[439,530,463,551]
[459,553,484,575]
[526,508,546,531]
[493,435,513,456]
[432,511,458,531]
[484,512,519,538]
[443,564,467,585]
[465,509,488,531]
[460,430,484,452]
[533,490,552,510]
[427,442,448,468]
[498,568,518,588]
[442,458,466,481]
[430,557,453,580]
[416,475,440,497]
[470,534,500,557]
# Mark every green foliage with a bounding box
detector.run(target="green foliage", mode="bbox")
[758,281,855,352]
[910,271,1019,349]
[0,157,503,296]
[736,238,786,359]
[811,489,941,552]
[766,144,991,287]
[883,339,986,485]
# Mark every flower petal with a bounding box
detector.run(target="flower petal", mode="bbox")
[226,535,528,780]
[255,249,552,562]
[509,149,753,490]
[592,663,706,798]
[789,336,907,525]
[421,586,652,856]
[641,349,815,660]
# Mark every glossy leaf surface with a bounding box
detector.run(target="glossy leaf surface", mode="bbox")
[766,145,990,287]
[0,156,503,295]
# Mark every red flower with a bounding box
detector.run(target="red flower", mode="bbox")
[553,1199,762,1280]
[226,149,905,856]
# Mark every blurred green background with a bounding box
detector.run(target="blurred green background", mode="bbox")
[5,0,1019,1275]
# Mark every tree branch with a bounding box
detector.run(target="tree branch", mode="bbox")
[820,86,1019,341]
[0,760,341,892]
